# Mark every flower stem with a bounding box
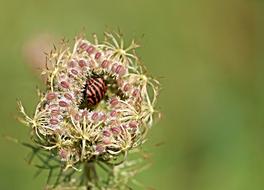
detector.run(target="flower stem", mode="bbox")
[84,161,98,190]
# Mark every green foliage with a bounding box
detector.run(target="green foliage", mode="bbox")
[22,142,149,190]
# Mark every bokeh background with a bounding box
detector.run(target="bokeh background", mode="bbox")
[0,0,264,189]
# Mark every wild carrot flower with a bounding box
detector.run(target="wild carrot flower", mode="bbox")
[18,32,160,189]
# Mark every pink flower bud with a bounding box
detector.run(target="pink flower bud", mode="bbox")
[80,43,88,49]
[60,81,70,89]
[103,130,111,137]
[100,113,107,121]
[78,59,87,68]
[132,88,140,97]
[129,121,138,128]
[95,144,105,153]
[46,92,56,101]
[115,65,125,76]
[110,110,117,117]
[110,98,119,107]
[51,109,60,116]
[101,60,110,68]
[122,125,128,129]
[95,52,101,59]
[59,149,68,160]
[91,112,99,121]
[123,83,131,92]
[111,127,120,135]
[111,63,118,73]
[102,138,111,145]
[86,46,95,54]
[50,118,59,125]
[68,60,77,68]
[48,104,59,109]
[64,93,73,100]
[82,110,88,118]
[71,69,78,75]
[74,113,80,121]
[59,101,68,107]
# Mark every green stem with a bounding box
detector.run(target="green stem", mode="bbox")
[84,161,98,190]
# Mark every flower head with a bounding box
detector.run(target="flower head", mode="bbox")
[18,32,160,170]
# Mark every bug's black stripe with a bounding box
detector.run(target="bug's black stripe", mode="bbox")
[97,78,107,97]
[87,82,97,104]
[88,97,95,105]
[92,78,106,98]
[94,78,106,90]
[90,81,102,102]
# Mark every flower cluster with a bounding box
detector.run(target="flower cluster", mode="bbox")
[18,32,160,171]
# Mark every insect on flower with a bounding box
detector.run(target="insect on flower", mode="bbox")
[18,31,160,189]
[84,76,108,106]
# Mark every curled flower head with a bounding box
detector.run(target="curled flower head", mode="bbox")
[18,32,160,170]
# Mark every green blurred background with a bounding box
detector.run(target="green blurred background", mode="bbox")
[0,0,264,189]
